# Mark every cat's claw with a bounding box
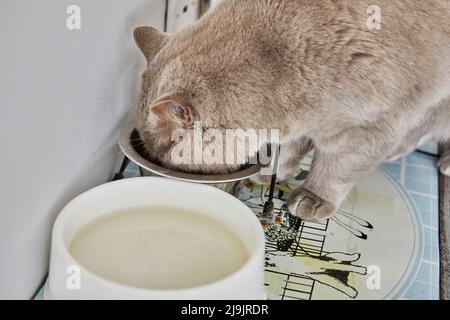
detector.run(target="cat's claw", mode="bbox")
[287,188,336,221]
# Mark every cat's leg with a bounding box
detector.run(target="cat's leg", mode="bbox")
[251,137,313,185]
[276,138,314,181]
[287,127,393,221]
[438,141,450,177]
[433,97,450,176]
[387,126,431,162]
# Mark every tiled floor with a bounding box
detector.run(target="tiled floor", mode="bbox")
[382,148,440,300]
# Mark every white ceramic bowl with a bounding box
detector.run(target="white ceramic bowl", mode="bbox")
[45,177,265,300]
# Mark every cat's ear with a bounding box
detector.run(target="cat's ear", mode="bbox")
[133,26,167,63]
[150,96,195,128]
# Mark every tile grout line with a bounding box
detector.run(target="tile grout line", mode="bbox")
[423,225,439,231]
[429,227,433,299]
[408,190,438,199]
[400,157,407,185]
[422,259,439,266]
[404,162,438,171]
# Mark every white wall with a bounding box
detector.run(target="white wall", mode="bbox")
[0,0,166,299]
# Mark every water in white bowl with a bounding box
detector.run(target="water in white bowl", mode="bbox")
[69,206,249,290]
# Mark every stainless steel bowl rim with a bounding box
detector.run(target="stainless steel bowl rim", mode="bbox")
[119,123,264,184]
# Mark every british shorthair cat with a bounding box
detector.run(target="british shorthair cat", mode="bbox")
[133,0,450,221]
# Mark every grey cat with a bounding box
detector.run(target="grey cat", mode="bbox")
[133,0,450,221]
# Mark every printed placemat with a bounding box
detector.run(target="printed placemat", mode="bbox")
[238,151,439,300]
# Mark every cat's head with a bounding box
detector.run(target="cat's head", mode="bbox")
[132,26,272,174]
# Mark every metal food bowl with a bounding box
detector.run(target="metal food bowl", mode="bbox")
[118,123,264,196]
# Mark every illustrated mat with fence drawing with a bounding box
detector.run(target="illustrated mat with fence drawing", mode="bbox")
[239,163,426,300]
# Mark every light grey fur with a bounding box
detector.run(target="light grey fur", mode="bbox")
[133,0,450,221]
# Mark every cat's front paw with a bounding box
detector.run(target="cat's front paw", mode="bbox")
[438,153,450,177]
[287,188,336,221]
